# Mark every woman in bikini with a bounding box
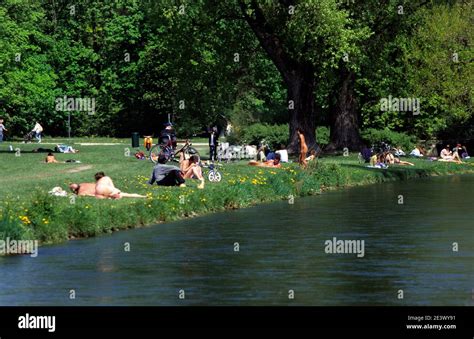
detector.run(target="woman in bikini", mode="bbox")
[385,152,415,166]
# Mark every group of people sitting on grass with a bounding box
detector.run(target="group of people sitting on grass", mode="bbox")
[363,143,470,168]
[68,154,206,199]
[148,152,205,188]
[438,144,469,163]
[369,152,415,168]
[65,131,471,200]
[409,144,469,163]
[250,129,316,168]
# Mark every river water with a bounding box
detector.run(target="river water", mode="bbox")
[0,175,472,306]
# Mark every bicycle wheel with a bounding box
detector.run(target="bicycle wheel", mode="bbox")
[187,147,200,161]
[208,170,222,182]
[149,145,161,164]
[213,171,222,182]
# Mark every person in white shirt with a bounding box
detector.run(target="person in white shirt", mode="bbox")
[409,146,423,157]
[0,119,8,143]
[275,144,289,162]
[393,146,406,157]
[32,122,43,143]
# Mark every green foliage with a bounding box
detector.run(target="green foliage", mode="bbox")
[360,128,416,150]
[0,0,471,145]
[403,2,473,139]
[0,212,34,241]
[316,126,330,146]
[238,123,289,149]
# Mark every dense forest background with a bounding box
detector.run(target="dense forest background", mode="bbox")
[0,0,472,150]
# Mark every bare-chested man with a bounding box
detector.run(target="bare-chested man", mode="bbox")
[297,129,308,168]
[69,183,96,196]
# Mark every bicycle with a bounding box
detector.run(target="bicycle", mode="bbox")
[149,139,200,164]
[217,142,256,163]
[201,161,222,182]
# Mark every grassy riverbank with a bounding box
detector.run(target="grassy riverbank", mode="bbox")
[1,138,473,245]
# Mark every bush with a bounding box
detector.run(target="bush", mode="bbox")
[360,128,416,151]
[0,212,34,241]
[316,126,330,146]
[229,124,331,149]
[238,123,289,149]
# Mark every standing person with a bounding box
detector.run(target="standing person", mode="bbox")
[208,126,218,161]
[160,122,177,148]
[296,129,308,168]
[32,122,43,143]
[148,154,186,187]
[0,118,7,143]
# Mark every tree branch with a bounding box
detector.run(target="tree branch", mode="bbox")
[237,0,298,85]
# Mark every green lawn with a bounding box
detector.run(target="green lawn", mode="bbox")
[1,138,473,246]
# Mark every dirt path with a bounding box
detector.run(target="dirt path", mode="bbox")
[65,165,93,173]
[0,164,94,183]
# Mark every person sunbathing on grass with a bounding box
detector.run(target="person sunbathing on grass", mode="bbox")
[69,183,96,197]
[179,154,205,189]
[94,172,146,199]
[56,144,79,153]
[45,152,59,163]
[305,150,317,162]
[248,153,282,168]
[385,153,415,166]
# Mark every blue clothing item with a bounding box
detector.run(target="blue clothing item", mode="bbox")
[56,144,75,153]
[266,152,276,161]
[0,133,3,143]
[361,147,372,162]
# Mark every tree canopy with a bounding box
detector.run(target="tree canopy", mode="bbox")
[0,0,471,149]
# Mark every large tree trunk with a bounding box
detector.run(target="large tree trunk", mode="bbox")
[238,0,317,154]
[325,67,363,152]
[286,65,317,153]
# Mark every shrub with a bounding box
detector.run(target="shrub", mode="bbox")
[316,126,330,146]
[360,128,416,151]
[237,123,289,149]
[0,212,34,241]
